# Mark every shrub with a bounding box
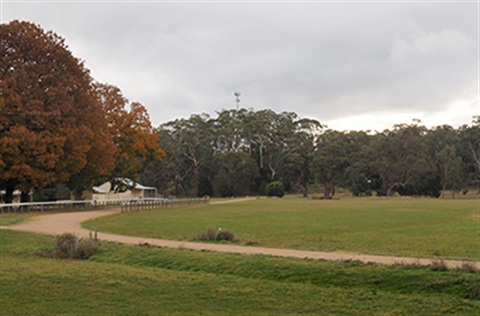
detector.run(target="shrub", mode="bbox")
[266,181,285,198]
[55,233,78,258]
[73,238,98,259]
[194,228,239,243]
[51,233,98,260]
[195,228,217,241]
[216,229,237,242]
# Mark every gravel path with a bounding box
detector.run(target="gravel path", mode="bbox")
[1,206,478,270]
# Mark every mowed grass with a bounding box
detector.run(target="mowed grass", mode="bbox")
[84,197,480,260]
[0,213,38,226]
[1,230,479,315]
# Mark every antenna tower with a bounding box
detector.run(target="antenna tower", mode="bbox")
[234,92,241,111]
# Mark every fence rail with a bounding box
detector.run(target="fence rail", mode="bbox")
[0,198,209,213]
[120,198,209,212]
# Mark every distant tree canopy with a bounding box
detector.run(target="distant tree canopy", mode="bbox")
[143,110,479,199]
[0,20,163,202]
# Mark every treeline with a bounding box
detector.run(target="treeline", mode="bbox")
[0,21,164,203]
[141,109,479,198]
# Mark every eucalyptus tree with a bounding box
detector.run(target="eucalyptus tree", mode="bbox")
[436,145,464,198]
[424,125,465,197]
[313,130,350,198]
[371,123,437,197]
[341,131,376,196]
[212,151,259,197]
[158,114,215,196]
[140,128,183,195]
[259,110,299,182]
[457,117,480,189]
[213,109,247,153]
[283,118,322,197]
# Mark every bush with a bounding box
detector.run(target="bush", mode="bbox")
[216,229,237,242]
[51,233,98,260]
[430,259,448,272]
[73,238,98,259]
[194,228,239,243]
[194,228,217,241]
[266,181,285,198]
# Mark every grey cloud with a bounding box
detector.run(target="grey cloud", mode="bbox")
[3,1,478,129]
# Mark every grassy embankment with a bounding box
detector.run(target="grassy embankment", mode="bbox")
[1,229,479,315]
[84,197,479,260]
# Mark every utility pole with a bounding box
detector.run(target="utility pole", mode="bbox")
[234,92,241,111]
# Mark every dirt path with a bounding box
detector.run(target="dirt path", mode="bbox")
[1,207,478,270]
[210,197,257,204]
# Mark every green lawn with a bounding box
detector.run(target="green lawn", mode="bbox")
[0,213,37,226]
[1,230,479,315]
[84,197,480,260]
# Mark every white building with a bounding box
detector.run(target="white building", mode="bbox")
[91,179,157,201]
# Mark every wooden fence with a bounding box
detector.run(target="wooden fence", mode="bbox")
[0,198,209,214]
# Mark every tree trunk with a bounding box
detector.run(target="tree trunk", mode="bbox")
[441,183,447,198]
[4,180,15,204]
[268,157,276,180]
[175,175,181,197]
[20,191,30,203]
[302,184,308,198]
[323,184,331,198]
[259,145,264,169]
[451,190,456,199]
[73,189,83,201]
[387,187,395,197]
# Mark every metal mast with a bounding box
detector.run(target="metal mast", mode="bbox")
[234,92,241,111]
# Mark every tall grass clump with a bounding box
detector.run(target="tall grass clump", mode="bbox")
[194,227,239,243]
[49,233,98,259]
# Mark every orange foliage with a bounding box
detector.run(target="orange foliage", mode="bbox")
[0,21,163,201]
[94,83,165,181]
[0,21,117,196]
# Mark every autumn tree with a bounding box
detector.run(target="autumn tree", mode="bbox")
[93,83,165,191]
[0,21,116,203]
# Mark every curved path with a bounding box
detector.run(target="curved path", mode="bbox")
[1,207,478,270]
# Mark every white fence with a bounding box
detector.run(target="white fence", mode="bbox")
[0,198,209,213]
[120,198,209,212]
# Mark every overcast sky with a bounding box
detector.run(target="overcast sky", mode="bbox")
[2,0,479,131]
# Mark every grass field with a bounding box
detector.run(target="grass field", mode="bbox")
[1,229,479,315]
[0,213,35,226]
[84,197,479,260]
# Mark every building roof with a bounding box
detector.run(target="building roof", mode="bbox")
[92,186,107,194]
[97,178,156,192]
[0,190,22,195]
[116,178,156,190]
